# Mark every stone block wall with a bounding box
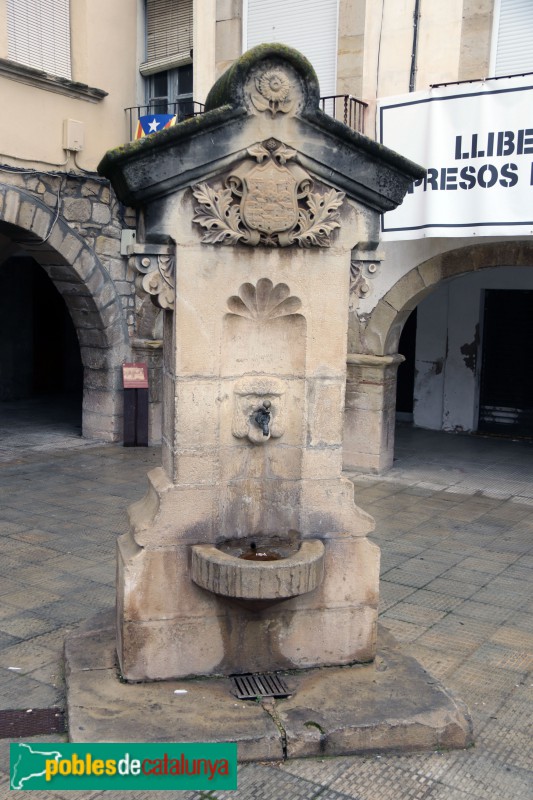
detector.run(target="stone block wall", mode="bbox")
[0,168,162,442]
[0,169,137,334]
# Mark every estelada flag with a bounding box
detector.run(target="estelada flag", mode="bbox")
[135,114,177,140]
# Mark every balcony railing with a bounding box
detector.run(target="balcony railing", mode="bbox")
[319,95,367,134]
[125,101,205,141]
[125,94,367,141]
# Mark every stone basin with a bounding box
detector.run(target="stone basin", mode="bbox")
[190,537,325,602]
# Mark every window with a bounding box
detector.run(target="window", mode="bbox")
[491,0,533,77]
[6,0,71,80]
[146,63,193,120]
[245,0,339,97]
[141,0,193,76]
[141,1,194,119]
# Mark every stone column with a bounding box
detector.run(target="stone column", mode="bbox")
[343,353,404,473]
[128,242,171,445]
[131,338,163,444]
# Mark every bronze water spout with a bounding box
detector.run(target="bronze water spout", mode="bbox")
[254,400,271,436]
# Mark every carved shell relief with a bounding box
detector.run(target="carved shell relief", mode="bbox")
[192,139,345,248]
[227,278,302,320]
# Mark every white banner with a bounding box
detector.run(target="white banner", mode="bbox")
[379,75,533,240]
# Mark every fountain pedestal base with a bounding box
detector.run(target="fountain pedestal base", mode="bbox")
[65,612,473,757]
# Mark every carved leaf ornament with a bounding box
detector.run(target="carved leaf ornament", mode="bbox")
[192,139,345,248]
[190,184,243,245]
[297,188,346,248]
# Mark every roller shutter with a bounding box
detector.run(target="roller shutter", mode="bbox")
[141,0,193,75]
[245,0,338,96]
[493,0,533,77]
[7,0,71,80]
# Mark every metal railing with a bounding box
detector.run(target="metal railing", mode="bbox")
[125,100,205,141]
[125,94,367,141]
[319,95,367,134]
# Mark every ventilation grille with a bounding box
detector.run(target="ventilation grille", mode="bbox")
[231,673,290,700]
[0,708,65,740]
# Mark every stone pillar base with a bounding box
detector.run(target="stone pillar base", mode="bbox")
[343,353,404,473]
[65,615,474,756]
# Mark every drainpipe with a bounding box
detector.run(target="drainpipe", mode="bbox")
[409,0,421,92]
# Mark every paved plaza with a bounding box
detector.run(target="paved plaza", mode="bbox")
[0,423,531,798]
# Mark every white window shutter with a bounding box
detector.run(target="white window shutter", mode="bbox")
[245,0,339,97]
[7,0,71,80]
[142,0,193,74]
[493,0,533,77]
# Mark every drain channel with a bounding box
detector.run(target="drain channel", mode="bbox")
[231,673,290,700]
[0,708,65,739]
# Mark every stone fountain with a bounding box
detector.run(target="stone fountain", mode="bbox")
[65,45,472,757]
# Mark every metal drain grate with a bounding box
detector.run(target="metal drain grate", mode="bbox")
[0,708,65,740]
[231,673,290,700]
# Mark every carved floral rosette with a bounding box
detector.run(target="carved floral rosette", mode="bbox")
[249,68,295,116]
[192,139,345,248]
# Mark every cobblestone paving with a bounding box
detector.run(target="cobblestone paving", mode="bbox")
[0,428,531,799]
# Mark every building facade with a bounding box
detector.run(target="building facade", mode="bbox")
[1,0,531,464]
[0,0,143,441]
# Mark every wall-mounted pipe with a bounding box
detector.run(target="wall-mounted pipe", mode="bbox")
[409,0,421,92]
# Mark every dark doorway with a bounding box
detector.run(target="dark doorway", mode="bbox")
[478,289,533,437]
[396,308,417,416]
[0,255,83,433]
[31,261,83,397]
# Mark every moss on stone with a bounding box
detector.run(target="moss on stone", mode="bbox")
[97,105,239,179]
[204,42,320,113]
[97,41,425,198]
[298,108,426,181]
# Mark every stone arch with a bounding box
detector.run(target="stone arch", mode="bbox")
[0,182,130,440]
[358,240,533,356]
[344,240,533,472]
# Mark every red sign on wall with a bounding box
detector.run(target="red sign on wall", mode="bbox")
[122,363,149,389]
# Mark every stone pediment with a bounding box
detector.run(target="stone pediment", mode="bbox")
[98,44,424,213]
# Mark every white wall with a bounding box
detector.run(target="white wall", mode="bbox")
[413,266,533,432]
[356,236,512,318]
[412,287,447,429]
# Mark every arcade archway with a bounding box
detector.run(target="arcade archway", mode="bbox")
[345,241,533,471]
[0,184,129,441]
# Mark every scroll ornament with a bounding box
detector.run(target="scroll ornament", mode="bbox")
[132,253,175,311]
[192,139,345,248]
[349,260,379,311]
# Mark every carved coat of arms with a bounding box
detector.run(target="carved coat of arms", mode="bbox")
[241,160,299,235]
[192,140,345,248]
